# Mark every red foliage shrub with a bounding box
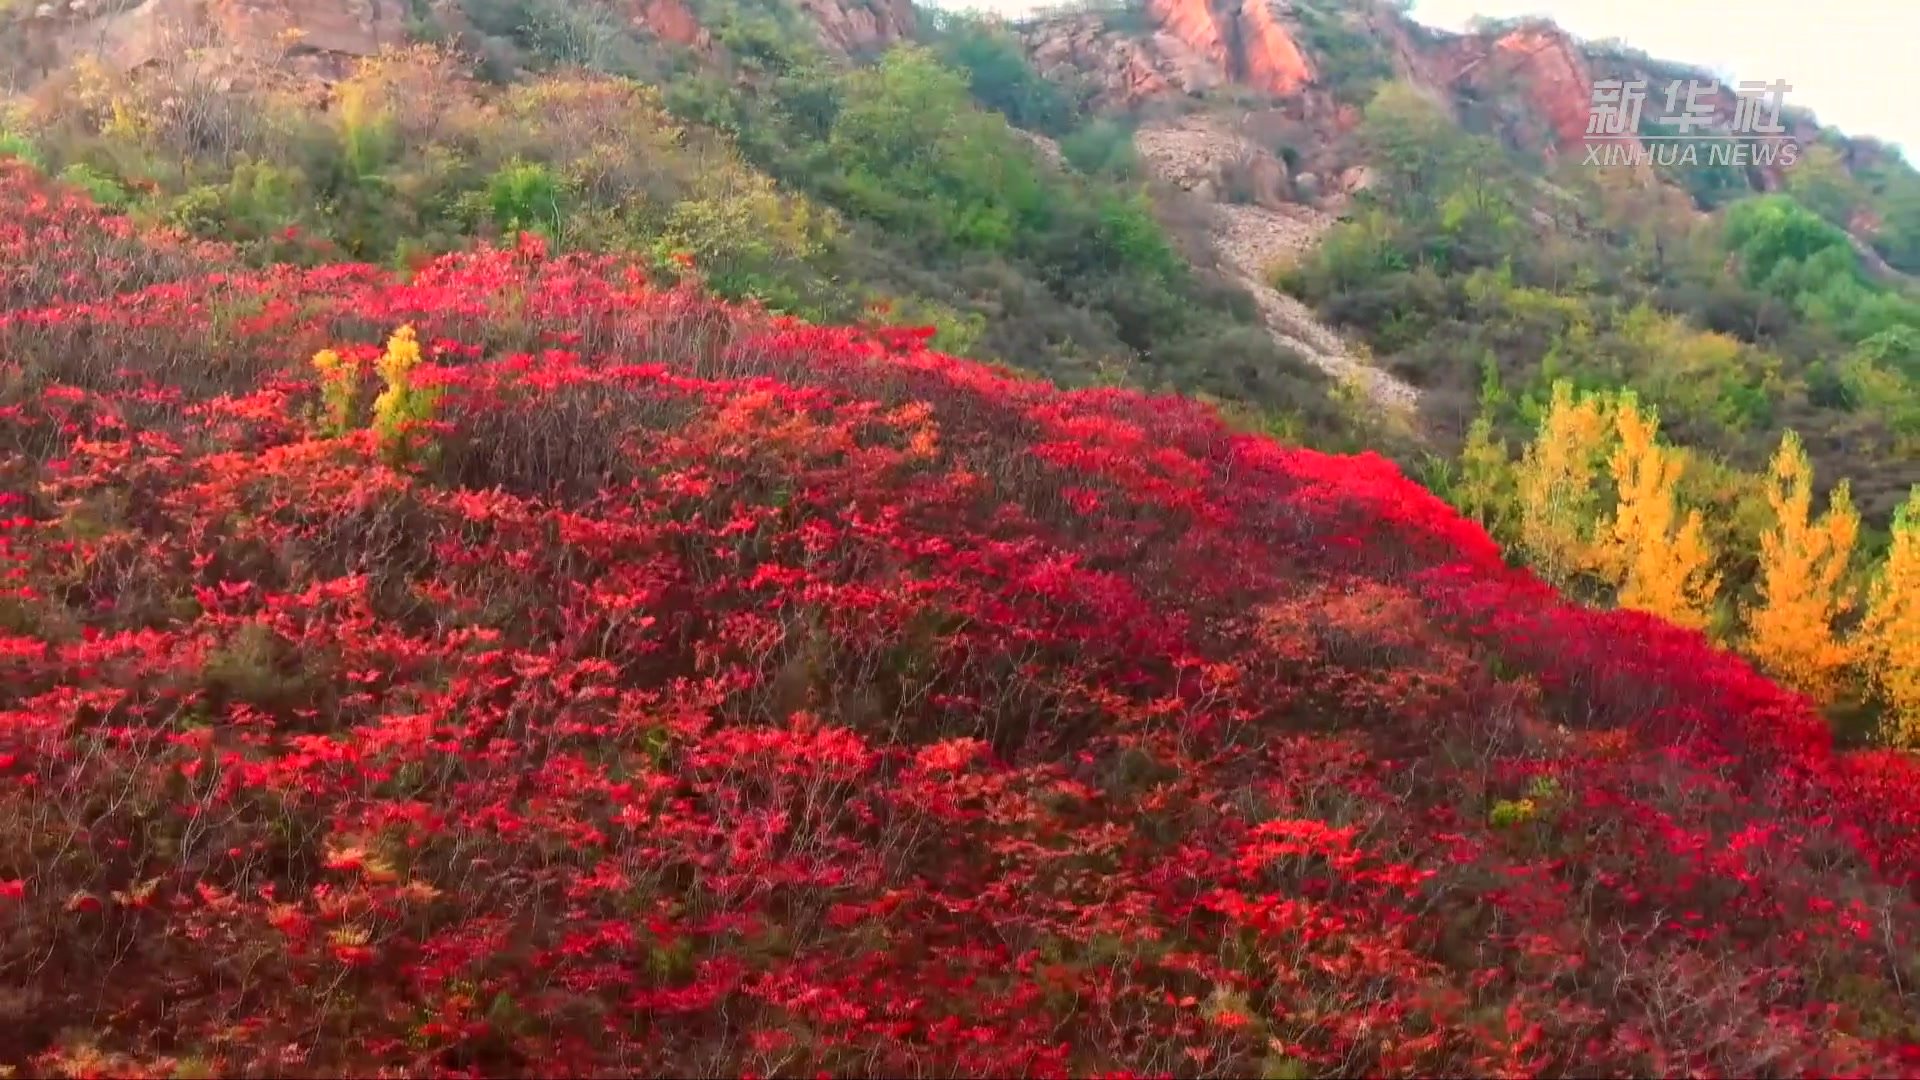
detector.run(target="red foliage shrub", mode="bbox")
[2,166,1920,1078]
[0,163,234,314]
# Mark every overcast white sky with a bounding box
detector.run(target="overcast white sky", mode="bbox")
[939,0,1920,160]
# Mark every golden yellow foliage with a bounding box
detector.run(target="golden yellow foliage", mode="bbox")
[1601,395,1720,632]
[1515,380,1613,588]
[51,57,150,141]
[311,347,358,437]
[1862,486,1920,745]
[1745,429,1859,700]
[332,46,478,166]
[372,326,438,462]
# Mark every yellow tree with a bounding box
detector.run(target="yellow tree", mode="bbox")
[1515,380,1613,588]
[1861,486,1920,745]
[1601,395,1720,632]
[1454,412,1515,538]
[1746,430,1860,700]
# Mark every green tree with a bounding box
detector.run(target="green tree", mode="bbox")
[487,161,566,238]
[1785,143,1866,228]
[1059,118,1138,180]
[931,13,1076,134]
[1358,83,1469,215]
[1450,356,1517,538]
[1722,194,1858,293]
[827,46,1045,253]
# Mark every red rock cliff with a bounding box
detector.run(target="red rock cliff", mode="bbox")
[794,0,914,55]
[1148,0,1227,71]
[1426,24,1639,159]
[632,0,708,50]
[1024,15,1175,109]
[1490,28,1598,148]
[633,0,904,57]
[1237,0,1312,96]
[1144,0,1313,97]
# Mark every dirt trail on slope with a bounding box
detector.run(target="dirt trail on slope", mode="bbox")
[1026,118,1420,415]
[1129,117,1420,415]
[1208,201,1421,413]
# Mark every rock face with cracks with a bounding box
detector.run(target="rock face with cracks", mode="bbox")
[1145,0,1315,97]
[1021,0,1318,109]
[793,0,916,54]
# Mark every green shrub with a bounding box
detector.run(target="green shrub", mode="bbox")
[486,160,566,237]
[1059,119,1137,180]
[57,163,129,208]
[0,130,41,169]
[875,295,988,356]
[931,13,1076,135]
[1293,1,1393,105]
[164,185,230,237]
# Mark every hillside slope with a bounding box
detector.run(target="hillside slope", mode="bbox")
[1127,116,1420,410]
[11,0,1915,477]
[1015,1,1914,473]
[0,2,1384,447]
[5,162,1920,1077]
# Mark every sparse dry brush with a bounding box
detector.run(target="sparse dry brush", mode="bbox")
[3,162,1920,1078]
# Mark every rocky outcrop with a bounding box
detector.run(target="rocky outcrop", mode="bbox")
[1021,0,1313,109]
[1019,3,1604,162]
[632,0,708,50]
[210,0,402,59]
[1364,4,1465,98]
[1017,7,1414,411]
[1486,28,1600,150]
[1413,22,1630,160]
[1121,114,1417,414]
[1014,127,1067,170]
[1142,0,1313,96]
[1024,15,1178,110]
[1135,117,1290,207]
[1144,0,1224,77]
[794,0,914,56]
[32,0,403,84]
[1234,0,1312,96]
